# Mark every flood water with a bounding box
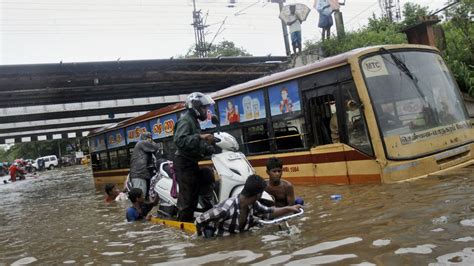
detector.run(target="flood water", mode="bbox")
[1,165,474,265]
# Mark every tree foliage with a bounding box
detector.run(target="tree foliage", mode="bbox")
[185,40,252,58]
[304,13,406,57]
[442,0,474,95]
[0,138,89,162]
[401,2,429,27]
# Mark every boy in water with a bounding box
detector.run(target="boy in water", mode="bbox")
[104,183,127,203]
[264,157,295,207]
[195,174,302,237]
[126,188,156,222]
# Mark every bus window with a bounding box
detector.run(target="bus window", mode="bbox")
[128,146,134,157]
[341,83,373,156]
[91,153,101,171]
[117,148,129,168]
[227,128,246,153]
[273,118,305,150]
[244,123,270,154]
[99,152,109,170]
[109,150,118,169]
[306,94,335,146]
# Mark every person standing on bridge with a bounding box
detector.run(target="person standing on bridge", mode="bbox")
[286,5,303,54]
[174,92,217,222]
[129,132,159,199]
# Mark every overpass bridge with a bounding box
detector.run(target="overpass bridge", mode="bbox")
[0,56,288,144]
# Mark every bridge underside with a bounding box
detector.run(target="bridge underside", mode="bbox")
[0,56,288,144]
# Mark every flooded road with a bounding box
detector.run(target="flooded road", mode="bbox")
[1,165,474,265]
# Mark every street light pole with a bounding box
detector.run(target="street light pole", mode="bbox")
[273,0,291,56]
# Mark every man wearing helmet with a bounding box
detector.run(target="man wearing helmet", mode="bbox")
[174,92,217,222]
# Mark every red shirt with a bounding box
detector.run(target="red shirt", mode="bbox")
[227,110,240,124]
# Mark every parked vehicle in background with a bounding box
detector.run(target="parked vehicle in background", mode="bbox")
[0,162,10,176]
[24,159,35,172]
[61,155,76,167]
[32,155,59,170]
[81,154,91,165]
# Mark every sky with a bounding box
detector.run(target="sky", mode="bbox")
[0,0,448,65]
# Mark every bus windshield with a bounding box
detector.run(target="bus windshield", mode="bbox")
[361,49,471,159]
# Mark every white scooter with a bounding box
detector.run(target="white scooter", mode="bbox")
[153,116,274,218]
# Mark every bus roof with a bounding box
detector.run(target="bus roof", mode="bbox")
[89,44,437,137]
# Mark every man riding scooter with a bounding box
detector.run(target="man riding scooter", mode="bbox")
[174,92,218,222]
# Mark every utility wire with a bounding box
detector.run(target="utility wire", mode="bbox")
[344,0,380,27]
[429,0,459,16]
[207,16,227,50]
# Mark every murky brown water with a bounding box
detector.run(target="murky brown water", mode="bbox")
[1,165,474,265]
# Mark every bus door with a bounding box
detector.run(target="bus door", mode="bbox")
[303,84,350,184]
[339,82,380,184]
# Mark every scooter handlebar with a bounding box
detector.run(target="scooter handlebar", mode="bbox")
[258,208,304,225]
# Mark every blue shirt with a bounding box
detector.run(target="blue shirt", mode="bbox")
[126,203,154,222]
[126,207,140,222]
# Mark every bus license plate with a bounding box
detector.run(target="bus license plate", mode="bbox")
[227,153,242,160]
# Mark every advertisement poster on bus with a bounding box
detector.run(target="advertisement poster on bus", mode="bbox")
[106,129,125,149]
[149,114,177,139]
[126,122,150,144]
[218,91,266,126]
[90,135,106,152]
[268,80,301,116]
[200,104,217,130]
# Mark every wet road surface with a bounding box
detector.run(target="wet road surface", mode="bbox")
[1,165,474,265]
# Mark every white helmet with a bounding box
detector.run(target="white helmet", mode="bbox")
[186,92,215,121]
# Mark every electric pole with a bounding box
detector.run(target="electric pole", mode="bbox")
[334,1,345,39]
[271,0,291,56]
[379,0,401,22]
[192,0,209,57]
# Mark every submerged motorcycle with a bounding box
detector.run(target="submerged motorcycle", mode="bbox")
[153,116,274,218]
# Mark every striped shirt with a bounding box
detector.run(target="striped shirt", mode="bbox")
[195,195,273,236]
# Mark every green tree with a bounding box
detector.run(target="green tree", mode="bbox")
[0,137,88,162]
[184,40,252,58]
[401,2,429,27]
[0,146,13,162]
[304,13,406,57]
[442,0,474,95]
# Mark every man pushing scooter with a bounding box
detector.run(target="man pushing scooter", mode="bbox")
[195,174,303,238]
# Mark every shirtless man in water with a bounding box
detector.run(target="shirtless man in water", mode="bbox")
[264,157,295,207]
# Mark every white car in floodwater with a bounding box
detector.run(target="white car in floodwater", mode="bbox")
[32,155,59,170]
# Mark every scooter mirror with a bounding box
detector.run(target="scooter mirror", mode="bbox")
[211,115,220,126]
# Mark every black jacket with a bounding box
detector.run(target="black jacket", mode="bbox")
[174,110,215,161]
[129,140,159,180]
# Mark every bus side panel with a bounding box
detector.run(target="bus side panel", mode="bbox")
[342,145,381,184]
[93,168,129,186]
[249,152,317,185]
[254,164,316,185]
[311,144,349,184]
[248,145,380,185]
[345,161,381,184]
